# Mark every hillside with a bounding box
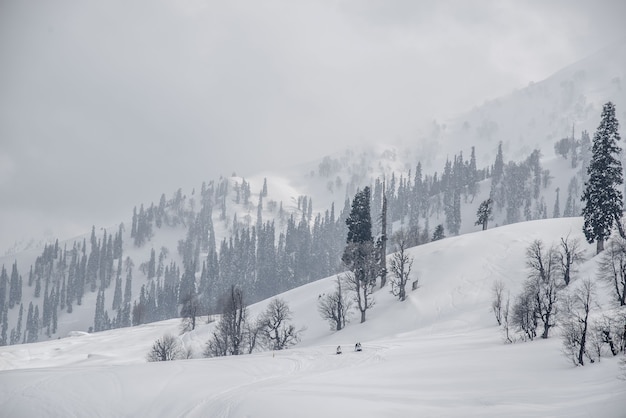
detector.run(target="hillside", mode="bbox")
[413,39,626,171]
[0,40,625,349]
[0,217,624,417]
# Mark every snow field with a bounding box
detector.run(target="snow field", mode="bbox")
[0,217,624,417]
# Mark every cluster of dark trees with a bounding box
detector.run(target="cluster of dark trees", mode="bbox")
[368,147,486,247]
[101,177,350,336]
[0,224,126,345]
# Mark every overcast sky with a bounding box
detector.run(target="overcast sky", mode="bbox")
[1,0,625,253]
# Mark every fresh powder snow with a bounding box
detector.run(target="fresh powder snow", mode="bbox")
[0,217,624,417]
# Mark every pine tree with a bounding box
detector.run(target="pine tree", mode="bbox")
[9,262,20,309]
[563,177,579,217]
[468,146,479,198]
[148,248,156,279]
[94,290,106,332]
[552,187,560,218]
[379,191,388,288]
[345,187,373,244]
[342,187,378,323]
[492,142,505,184]
[11,303,23,345]
[432,224,445,241]
[579,130,592,183]
[475,198,493,231]
[0,266,7,313]
[112,274,122,311]
[581,102,623,254]
[1,305,8,346]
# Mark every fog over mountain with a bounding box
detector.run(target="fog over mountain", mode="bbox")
[2,5,626,416]
[2,0,625,253]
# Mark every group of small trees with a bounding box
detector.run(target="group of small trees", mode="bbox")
[491,239,579,343]
[494,228,626,366]
[148,287,303,362]
[560,240,626,367]
[203,287,303,358]
[318,184,416,331]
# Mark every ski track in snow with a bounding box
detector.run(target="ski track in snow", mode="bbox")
[182,345,387,417]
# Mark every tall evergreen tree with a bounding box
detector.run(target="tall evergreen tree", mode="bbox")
[345,187,373,244]
[379,191,388,288]
[581,102,623,254]
[342,187,378,323]
[148,248,156,279]
[475,198,493,231]
[9,262,20,308]
[11,303,23,345]
[0,266,7,313]
[552,187,561,218]
[1,305,8,346]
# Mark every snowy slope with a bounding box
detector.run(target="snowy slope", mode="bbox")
[0,217,624,417]
[0,38,624,364]
[413,40,626,171]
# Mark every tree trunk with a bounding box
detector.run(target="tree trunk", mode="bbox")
[578,313,589,366]
[596,238,604,254]
[380,194,387,288]
[615,216,626,240]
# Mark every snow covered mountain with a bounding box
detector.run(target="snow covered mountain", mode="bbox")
[0,40,625,346]
[0,217,624,417]
[0,36,625,417]
[413,39,626,171]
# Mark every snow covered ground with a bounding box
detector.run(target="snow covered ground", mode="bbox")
[0,217,624,417]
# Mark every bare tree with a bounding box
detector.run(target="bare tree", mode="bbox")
[259,298,302,350]
[525,239,561,339]
[147,334,183,362]
[343,241,378,323]
[204,286,248,357]
[318,275,352,331]
[389,235,414,301]
[491,280,506,325]
[561,279,595,366]
[243,318,264,354]
[501,291,513,344]
[512,285,538,341]
[590,309,626,358]
[598,236,626,306]
[557,235,584,286]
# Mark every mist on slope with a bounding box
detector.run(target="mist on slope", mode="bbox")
[1,0,625,253]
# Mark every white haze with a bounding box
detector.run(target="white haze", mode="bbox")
[1,0,625,253]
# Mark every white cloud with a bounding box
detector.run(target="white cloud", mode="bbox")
[0,0,623,251]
